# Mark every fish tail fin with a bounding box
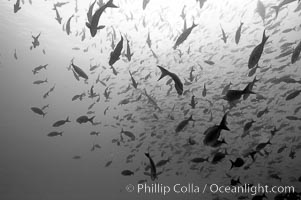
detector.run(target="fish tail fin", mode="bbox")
[230,160,234,169]
[271,6,280,19]
[243,84,256,94]
[219,112,230,131]
[89,116,95,124]
[144,153,150,158]
[267,139,272,145]
[262,29,269,44]
[106,0,118,8]
[205,157,209,162]
[157,65,170,81]
[60,132,63,136]
[66,117,70,122]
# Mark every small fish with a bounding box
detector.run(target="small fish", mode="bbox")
[224,83,255,102]
[54,7,62,24]
[145,153,161,180]
[255,139,272,151]
[235,22,243,44]
[47,131,63,137]
[189,95,197,109]
[105,160,112,167]
[175,115,194,133]
[256,0,266,22]
[203,112,230,146]
[146,32,151,48]
[129,71,138,89]
[52,117,70,127]
[248,30,269,69]
[220,24,228,43]
[156,158,170,167]
[109,34,123,66]
[211,150,228,164]
[286,90,301,100]
[230,158,245,169]
[33,78,48,85]
[31,32,41,49]
[157,65,183,95]
[76,116,95,124]
[31,107,46,117]
[66,15,74,35]
[71,62,88,80]
[125,37,134,61]
[190,157,209,163]
[202,83,207,97]
[173,22,197,49]
[121,128,135,141]
[291,40,301,64]
[257,107,268,118]
[13,49,17,60]
[142,0,150,10]
[32,64,47,74]
[121,170,134,176]
[14,0,21,13]
[72,155,81,159]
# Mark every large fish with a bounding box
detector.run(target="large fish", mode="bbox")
[109,34,123,66]
[157,65,183,95]
[86,0,118,37]
[224,83,255,102]
[248,30,269,69]
[173,22,197,49]
[203,112,230,147]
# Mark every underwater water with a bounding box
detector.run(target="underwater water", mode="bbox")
[0,0,301,199]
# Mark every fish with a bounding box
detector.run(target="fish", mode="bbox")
[109,34,123,66]
[125,37,134,61]
[71,62,88,80]
[173,22,197,49]
[129,71,138,89]
[256,0,266,22]
[257,107,268,118]
[72,155,81,159]
[189,95,197,109]
[52,117,70,127]
[47,131,63,137]
[156,158,170,167]
[190,157,209,163]
[230,158,245,169]
[66,15,74,35]
[203,112,230,146]
[54,7,62,24]
[291,40,301,64]
[31,32,41,49]
[121,170,134,176]
[145,153,161,180]
[235,22,243,44]
[142,0,150,10]
[32,64,47,74]
[220,24,228,43]
[255,139,271,151]
[31,107,46,117]
[13,49,17,60]
[76,116,95,124]
[175,115,194,133]
[286,90,301,100]
[146,32,151,48]
[121,128,135,141]
[157,65,183,95]
[202,83,207,97]
[211,150,228,164]
[14,0,21,13]
[33,78,48,85]
[224,83,255,102]
[271,0,297,19]
[86,0,118,37]
[248,30,269,69]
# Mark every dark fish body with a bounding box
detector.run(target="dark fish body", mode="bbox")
[256,140,271,151]
[220,25,228,43]
[54,7,62,24]
[76,115,95,124]
[189,95,197,109]
[31,107,46,117]
[53,117,70,127]
[86,0,117,37]
[175,115,194,133]
[71,63,88,80]
[235,22,243,44]
[47,131,63,137]
[145,153,158,180]
[157,65,183,95]
[244,120,255,132]
[230,158,245,169]
[109,35,123,66]
[129,71,138,89]
[66,15,74,35]
[202,83,207,97]
[173,22,197,49]
[243,77,259,100]
[191,157,209,163]
[286,90,301,100]
[121,170,134,176]
[203,112,229,146]
[121,128,135,141]
[224,83,255,102]
[211,151,227,164]
[291,41,301,64]
[248,30,269,69]
[125,38,134,61]
[156,158,170,167]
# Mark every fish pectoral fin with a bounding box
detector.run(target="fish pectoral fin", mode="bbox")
[143,172,151,176]
[97,25,105,30]
[85,22,91,29]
